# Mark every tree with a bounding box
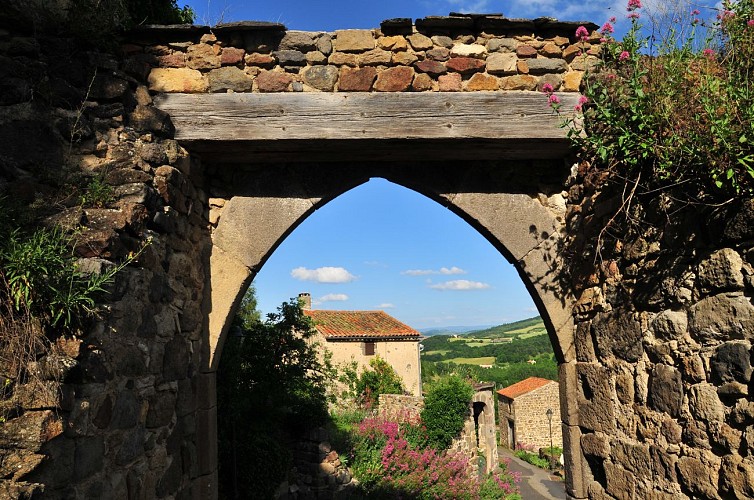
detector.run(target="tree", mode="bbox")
[217,294,329,499]
[355,356,404,409]
[421,375,473,450]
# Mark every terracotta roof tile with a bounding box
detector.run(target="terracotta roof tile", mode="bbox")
[303,310,420,340]
[497,377,555,400]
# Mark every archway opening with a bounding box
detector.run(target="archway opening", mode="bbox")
[213,176,571,498]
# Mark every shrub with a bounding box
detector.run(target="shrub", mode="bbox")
[355,356,404,409]
[559,0,754,199]
[421,375,474,450]
[349,412,520,499]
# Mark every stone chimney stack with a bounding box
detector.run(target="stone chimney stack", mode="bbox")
[299,292,311,310]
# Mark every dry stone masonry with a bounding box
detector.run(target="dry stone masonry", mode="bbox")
[1,11,754,500]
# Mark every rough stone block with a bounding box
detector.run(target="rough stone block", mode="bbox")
[392,51,418,66]
[559,362,580,425]
[426,47,451,61]
[358,48,391,66]
[711,341,753,384]
[374,66,414,92]
[604,461,635,500]
[591,309,644,363]
[450,44,486,58]
[648,364,683,417]
[488,38,518,52]
[689,383,725,423]
[338,66,376,91]
[407,33,432,50]
[676,451,721,499]
[500,74,538,90]
[562,423,588,498]
[486,52,517,74]
[256,70,292,92]
[207,67,252,93]
[698,248,744,294]
[689,293,754,344]
[516,44,538,58]
[526,58,568,74]
[197,407,218,476]
[328,52,358,66]
[414,59,447,75]
[334,30,375,52]
[411,73,433,92]
[465,73,498,91]
[148,68,209,93]
[445,57,485,74]
[576,363,615,433]
[303,65,338,91]
[187,44,220,70]
[279,31,317,52]
[438,72,462,91]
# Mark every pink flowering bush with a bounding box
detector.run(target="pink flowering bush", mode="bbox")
[350,412,521,499]
[563,0,754,197]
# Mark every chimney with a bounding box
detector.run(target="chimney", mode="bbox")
[298,292,311,310]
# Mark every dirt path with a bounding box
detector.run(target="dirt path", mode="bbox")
[498,447,566,500]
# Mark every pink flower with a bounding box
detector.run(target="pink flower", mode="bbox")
[619,50,630,61]
[748,19,754,26]
[578,95,589,105]
[542,83,554,94]
[601,21,615,34]
[691,9,700,15]
[628,12,640,19]
[609,16,617,23]
[627,0,642,11]
[575,25,590,41]
[702,48,715,59]
[548,94,561,105]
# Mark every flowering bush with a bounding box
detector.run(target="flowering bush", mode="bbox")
[560,0,754,198]
[350,413,521,499]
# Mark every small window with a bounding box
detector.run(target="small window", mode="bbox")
[364,342,375,355]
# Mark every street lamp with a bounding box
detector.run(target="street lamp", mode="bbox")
[545,408,554,470]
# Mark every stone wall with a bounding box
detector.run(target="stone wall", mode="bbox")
[135,17,599,96]
[0,26,213,498]
[498,381,563,450]
[563,174,754,498]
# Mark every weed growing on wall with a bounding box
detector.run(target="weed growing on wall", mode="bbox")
[558,0,754,200]
[355,356,405,409]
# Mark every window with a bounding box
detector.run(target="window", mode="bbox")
[364,342,375,355]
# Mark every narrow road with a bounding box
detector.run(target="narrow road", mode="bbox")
[498,447,566,500]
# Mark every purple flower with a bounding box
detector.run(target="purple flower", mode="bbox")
[575,25,590,41]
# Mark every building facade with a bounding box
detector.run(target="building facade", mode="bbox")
[300,293,422,397]
[497,377,562,450]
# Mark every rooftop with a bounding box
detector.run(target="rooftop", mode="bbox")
[303,309,421,340]
[497,376,555,399]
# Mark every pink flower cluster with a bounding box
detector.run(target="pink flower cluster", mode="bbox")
[356,414,520,499]
[542,83,560,107]
[575,25,590,42]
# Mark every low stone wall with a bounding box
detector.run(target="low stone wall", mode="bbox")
[131,17,600,96]
[378,393,423,420]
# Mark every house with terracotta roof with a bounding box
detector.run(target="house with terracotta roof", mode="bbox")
[497,376,561,450]
[299,293,422,397]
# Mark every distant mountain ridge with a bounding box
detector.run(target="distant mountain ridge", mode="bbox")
[419,316,543,337]
[418,325,496,336]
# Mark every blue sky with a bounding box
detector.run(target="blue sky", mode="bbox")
[180,0,703,328]
[186,0,641,32]
[250,179,539,329]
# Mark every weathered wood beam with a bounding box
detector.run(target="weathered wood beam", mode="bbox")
[153,91,578,162]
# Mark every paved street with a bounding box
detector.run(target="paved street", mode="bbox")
[498,447,567,500]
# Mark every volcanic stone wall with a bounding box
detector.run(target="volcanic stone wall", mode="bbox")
[131,17,600,95]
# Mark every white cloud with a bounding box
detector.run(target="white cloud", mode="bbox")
[376,303,396,309]
[430,280,491,291]
[290,266,356,283]
[320,293,349,302]
[402,266,467,276]
[442,0,493,13]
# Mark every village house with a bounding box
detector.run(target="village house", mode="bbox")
[497,376,562,451]
[299,293,422,397]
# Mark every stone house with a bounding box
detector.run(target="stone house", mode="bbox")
[497,377,562,450]
[300,293,422,397]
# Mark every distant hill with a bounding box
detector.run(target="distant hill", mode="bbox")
[466,316,544,339]
[418,325,496,336]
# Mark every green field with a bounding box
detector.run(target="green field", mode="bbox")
[424,350,450,356]
[444,356,496,366]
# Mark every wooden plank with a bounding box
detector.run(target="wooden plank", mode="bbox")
[184,138,571,163]
[153,91,577,143]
